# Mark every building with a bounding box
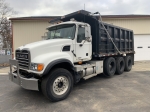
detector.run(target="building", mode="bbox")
[9,15,150,61]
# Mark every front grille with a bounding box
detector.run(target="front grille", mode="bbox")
[16,50,30,69]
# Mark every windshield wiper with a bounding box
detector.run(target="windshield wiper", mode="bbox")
[53,36,63,39]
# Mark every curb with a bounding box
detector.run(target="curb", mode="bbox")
[0,73,8,75]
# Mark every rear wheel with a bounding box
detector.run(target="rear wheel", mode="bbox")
[41,68,73,102]
[124,55,133,72]
[115,57,125,75]
[103,57,116,77]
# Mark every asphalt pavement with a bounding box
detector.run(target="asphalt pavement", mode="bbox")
[0,61,150,112]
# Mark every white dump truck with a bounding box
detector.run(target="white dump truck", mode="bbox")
[9,10,134,102]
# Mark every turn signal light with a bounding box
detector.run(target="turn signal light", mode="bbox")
[37,64,44,71]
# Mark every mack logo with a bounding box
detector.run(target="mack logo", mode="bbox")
[16,54,28,59]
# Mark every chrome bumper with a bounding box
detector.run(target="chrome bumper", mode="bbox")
[9,59,39,91]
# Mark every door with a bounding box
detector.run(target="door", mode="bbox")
[75,26,91,61]
[134,35,150,61]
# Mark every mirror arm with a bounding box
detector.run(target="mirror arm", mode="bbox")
[79,37,90,47]
[79,40,86,47]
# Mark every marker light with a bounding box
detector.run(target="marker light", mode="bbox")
[37,64,44,71]
[78,61,82,65]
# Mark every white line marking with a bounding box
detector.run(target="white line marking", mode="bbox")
[0,73,8,75]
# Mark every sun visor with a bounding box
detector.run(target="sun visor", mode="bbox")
[49,10,97,23]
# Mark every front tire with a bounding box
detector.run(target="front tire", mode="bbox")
[41,68,73,102]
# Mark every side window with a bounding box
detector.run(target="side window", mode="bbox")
[77,27,85,43]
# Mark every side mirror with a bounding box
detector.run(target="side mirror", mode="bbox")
[85,26,90,38]
[42,32,48,40]
[85,26,92,42]
[41,36,47,40]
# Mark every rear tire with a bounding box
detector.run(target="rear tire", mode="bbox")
[115,57,125,75]
[124,55,132,72]
[41,68,73,102]
[103,57,116,77]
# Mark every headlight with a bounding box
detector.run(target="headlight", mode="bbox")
[30,63,44,71]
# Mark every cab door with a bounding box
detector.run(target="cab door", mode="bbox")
[75,26,92,61]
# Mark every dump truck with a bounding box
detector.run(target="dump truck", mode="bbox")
[9,10,134,102]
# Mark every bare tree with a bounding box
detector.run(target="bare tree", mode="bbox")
[0,17,11,48]
[0,0,16,48]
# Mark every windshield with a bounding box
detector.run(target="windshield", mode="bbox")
[47,24,76,39]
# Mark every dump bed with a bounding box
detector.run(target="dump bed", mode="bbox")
[50,10,134,58]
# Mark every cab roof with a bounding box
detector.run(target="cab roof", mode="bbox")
[49,10,98,24]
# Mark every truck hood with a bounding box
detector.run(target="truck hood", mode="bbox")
[19,39,72,50]
[18,39,73,60]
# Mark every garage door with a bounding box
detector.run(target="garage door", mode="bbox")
[134,35,150,61]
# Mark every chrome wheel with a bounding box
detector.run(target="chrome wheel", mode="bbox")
[53,76,69,95]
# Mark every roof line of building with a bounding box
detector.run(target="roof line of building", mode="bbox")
[102,15,150,18]
[9,16,60,20]
[9,15,150,21]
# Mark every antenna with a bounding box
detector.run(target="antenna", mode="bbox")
[84,4,85,23]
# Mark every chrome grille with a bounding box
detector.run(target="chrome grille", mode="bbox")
[16,50,30,69]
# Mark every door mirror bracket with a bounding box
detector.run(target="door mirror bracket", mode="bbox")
[79,37,92,47]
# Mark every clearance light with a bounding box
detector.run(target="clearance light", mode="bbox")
[78,61,82,65]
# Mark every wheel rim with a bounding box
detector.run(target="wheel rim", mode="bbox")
[53,76,69,96]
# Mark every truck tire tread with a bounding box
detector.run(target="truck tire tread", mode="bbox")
[41,68,73,102]
[124,55,132,72]
[103,57,116,77]
[115,57,125,75]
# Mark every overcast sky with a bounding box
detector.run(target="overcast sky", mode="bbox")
[5,0,150,17]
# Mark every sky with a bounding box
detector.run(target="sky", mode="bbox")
[5,0,150,17]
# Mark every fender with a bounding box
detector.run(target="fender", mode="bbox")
[42,59,74,76]
[29,52,73,74]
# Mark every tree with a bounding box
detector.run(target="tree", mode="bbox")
[0,17,11,48]
[0,0,16,48]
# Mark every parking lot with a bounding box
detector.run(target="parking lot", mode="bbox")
[0,61,150,112]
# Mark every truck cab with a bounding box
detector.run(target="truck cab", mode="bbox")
[46,21,92,63]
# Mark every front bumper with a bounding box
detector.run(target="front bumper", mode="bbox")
[9,59,39,91]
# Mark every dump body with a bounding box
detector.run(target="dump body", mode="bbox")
[50,10,134,58]
[96,22,134,57]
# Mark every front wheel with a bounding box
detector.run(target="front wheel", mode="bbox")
[41,68,73,102]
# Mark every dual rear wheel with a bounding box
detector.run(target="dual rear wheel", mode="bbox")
[103,55,133,77]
